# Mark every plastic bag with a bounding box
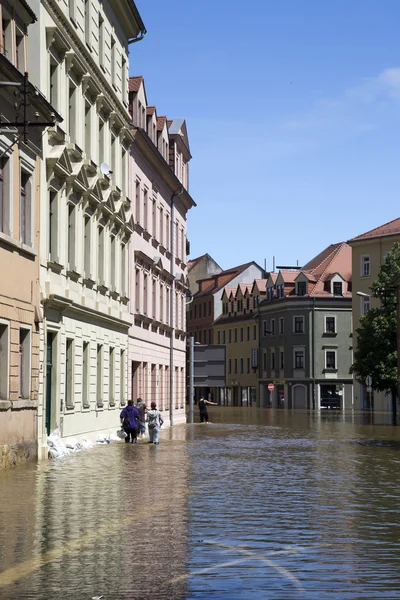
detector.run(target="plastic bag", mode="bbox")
[117,429,127,439]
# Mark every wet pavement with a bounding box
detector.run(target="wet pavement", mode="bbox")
[1,407,400,599]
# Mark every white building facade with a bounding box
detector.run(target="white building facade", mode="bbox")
[28,0,146,454]
[128,77,195,426]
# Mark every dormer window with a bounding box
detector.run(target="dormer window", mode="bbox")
[333,282,343,296]
[297,281,307,296]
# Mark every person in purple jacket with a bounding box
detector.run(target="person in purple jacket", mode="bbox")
[120,400,140,444]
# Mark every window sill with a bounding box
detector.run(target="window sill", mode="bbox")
[323,368,338,374]
[322,332,337,337]
[360,275,371,279]
[0,232,37,257]
[47,259,64,272]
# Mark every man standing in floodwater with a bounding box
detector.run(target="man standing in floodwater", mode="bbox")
[136,398,147,438]
[198,396,217,423]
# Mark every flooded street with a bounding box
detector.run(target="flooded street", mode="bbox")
[1,408,400,599]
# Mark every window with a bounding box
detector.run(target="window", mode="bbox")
[263,351,267,370]
[82,341,90,408]
[20,171,31,245]
[85,102,91,157]
[99,118,105,165]
[199,303,202,319]
[68,81,77,141]
[203,301,206,317]
[0,157,10,234]
[271,349,275,370]
[279,317,284,335]
[165,213,169,250]
[65,338,74,408]
[208,301,212,317]
[297,281,307,296]
[152,279,156,319]
[234,359,237,374]
[120,349,126,403]
[120,243,126,296]
[263,321,268,336]
[228,359,231,374]
[208,329,212,344]
[228,329,232,343]
[217,331,221,344]
[325,351,336,370]
[333,281,343,296]
[109,347,115,406]
[111,38,116,88]
[152,199,156,238]
[49,191,58,261]
[98,13,105,68]
[121,56,127,104]
[97,226,105,284]
[0,322,10,400]
[15,29,25,71]
[1,14,11,57]
[222,330,226,344]
[110,235,116,290]
[49,58,58,110]
[111,133,117,185]
[247,326,250,341]
[280,349,284,370]
[325,316,336,333]
[84,0,92,47]
[84,216,91,279]
[67,203,76,270]
[239,327,243,342]
[361,255,370,277]
[240,358,243,374]
[294,349,304,369]
[143,274,148,313]
[97,344,103,405]
[271,319,275,335]
[247,357,250,374]
[203,330,207,344]
[18,327,31,399]
[294,316,304,333]
[193,304,197,319]
[143,188,148,230]
[234,328,238,343]
[253,325,257,340]
[361,295,370,316]
[135,181,141,223]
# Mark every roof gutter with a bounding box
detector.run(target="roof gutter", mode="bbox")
[127,1,147,44]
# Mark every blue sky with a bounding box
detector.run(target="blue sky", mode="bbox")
[130,0,400,271]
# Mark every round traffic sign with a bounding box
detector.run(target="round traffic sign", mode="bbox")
[268,383,274,392]
[365,375,372,387]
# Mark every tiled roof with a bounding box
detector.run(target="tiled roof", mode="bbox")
[146,106,156,116]
[253,279,269,292]
[261,242,352,302]
[195,261,256,298]
[128,76,143,92]
[221,286,236,300]
[214,311,257,325]
[167,119,173,129]
[277,270,299,283]
[157,116,167,131]
[237,283,252,295]
[348,217,400,243]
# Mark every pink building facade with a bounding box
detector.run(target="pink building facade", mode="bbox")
[128,77,195,425]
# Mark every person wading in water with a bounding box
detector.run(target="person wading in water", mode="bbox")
[198,396,217,423]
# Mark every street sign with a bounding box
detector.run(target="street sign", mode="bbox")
[268,383,275,392]
[365,375,372,387]
[366,386,372,393]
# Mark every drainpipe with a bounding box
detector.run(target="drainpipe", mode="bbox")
[169,186,184,426]
[312,297,316,410]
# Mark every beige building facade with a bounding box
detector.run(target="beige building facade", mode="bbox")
[349,218,400,413]
[0,0,60,467]
[27,0,146,454]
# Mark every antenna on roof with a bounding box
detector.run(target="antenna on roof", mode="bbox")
[273,256,276,272]
[264,258,267,274]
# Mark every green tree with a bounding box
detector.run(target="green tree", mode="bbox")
[351,242,400,404]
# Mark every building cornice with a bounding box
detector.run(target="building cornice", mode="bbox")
[43,294,131,329]
[130,126,196,211]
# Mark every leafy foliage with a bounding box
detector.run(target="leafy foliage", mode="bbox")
[351,242,400,395]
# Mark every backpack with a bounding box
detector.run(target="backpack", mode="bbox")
[148,411,158,429]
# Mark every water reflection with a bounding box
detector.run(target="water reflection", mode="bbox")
[1,408,400,599]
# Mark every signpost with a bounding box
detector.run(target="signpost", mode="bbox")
[365,375,373,410]
[268,383,274,408]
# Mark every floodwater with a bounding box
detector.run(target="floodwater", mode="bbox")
[1,408,400,600]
